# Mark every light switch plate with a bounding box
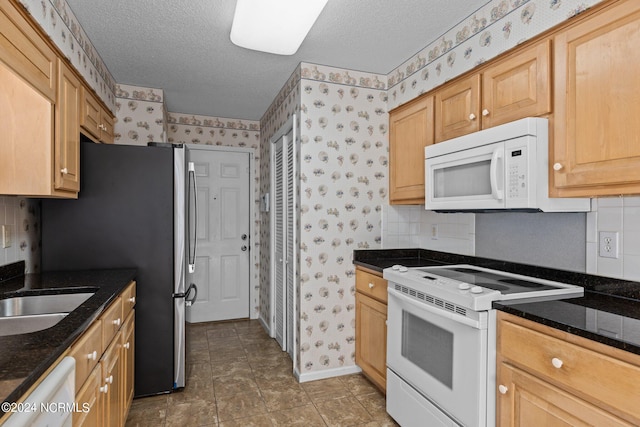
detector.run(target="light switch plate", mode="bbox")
[599,231,619,259]
[2,225,11,248]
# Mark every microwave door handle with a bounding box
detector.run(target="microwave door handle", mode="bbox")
[490,147,504,201]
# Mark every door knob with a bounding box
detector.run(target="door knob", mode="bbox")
[241,245,248,251]
[241,234,248,240]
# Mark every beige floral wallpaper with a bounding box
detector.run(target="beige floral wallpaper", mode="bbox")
[0,197,40,273]
[114,84,167,145]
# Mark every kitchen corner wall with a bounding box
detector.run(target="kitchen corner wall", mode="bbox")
[0,197,40,273]
[259,63,388,377]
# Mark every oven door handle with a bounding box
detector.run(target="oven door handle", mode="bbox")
[388,287,485,329]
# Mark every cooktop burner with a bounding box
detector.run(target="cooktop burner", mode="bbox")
[384,264,584,312]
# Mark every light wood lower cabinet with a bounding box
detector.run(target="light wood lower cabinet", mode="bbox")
[497,311,640,426]
[72,281,136,427]
[355,267,387,392]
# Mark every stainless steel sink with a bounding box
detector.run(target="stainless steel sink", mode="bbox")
[0,293,94,317]
[0,313,69,336]
[0,292,94,336]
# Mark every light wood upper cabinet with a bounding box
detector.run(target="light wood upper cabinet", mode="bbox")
[552,0,640,197]
[434,74,480,143]
[81,86,115,144]
[55,59,81,193]
[482,40,551,128]
[0,0,78,197]
[497,311,640,426]
[389,95,434,204]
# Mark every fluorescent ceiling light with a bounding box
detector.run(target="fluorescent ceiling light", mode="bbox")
[230,0,329,55]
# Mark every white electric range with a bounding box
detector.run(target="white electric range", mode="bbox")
[383,264,583,427]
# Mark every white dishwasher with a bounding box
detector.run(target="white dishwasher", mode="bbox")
[3,356,75,427]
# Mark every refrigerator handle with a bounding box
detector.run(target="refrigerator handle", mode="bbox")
[187,162,198,273]
[185,283,198,307]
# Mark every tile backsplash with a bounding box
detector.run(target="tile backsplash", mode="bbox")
[0,197,40,273]
[587,196,640,281]
[382,205,475,256]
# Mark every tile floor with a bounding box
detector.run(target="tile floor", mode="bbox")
[125,319,398,426]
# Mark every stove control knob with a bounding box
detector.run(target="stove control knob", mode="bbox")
[458,283,471,290]
[392,265,401,270]
[398,266,408,273]
[470,286,483,294]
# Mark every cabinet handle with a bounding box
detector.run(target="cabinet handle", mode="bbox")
[99,384,108,394]
[469,113,476,121]
[113,318,121,327]
[551,357,563,369]
[106,375,113,384]
[498,385,508,394]
[128,296,136,304]
[482,109,490,116]
[124,342,130,350]
[61,168,68,174]
[368,283,374,289]
[553,163,564,171]
[87,351,97,361]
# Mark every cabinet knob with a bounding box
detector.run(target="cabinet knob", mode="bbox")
[124,342,130,350]
[87,350,97,361]
[553,163,564,171]
[128,296,136,304]
[498,385,508,394]
[99,384,109,394]
[469,113,477,121]
[482,109,490,116]
[551,357,564,369]
[113,318,121,327]
[368,283,375,289]
[106,375,113,384]
[61,168,68,174]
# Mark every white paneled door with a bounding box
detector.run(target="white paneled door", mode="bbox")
[186,148,251,322]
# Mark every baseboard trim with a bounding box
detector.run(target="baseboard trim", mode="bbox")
[258,315,270,335]
[295,365,362,383]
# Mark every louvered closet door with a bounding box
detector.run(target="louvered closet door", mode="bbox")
[273,138,286,350]
[285,129,296,361]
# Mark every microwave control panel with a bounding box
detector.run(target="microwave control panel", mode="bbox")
[506,145,528,200]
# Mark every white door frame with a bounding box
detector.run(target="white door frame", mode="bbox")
[269,115,297,366]
[185,144,257,320]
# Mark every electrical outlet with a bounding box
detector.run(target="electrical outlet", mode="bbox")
[1,225,11,248]
[599,231,619,259]
[431,224,438,240]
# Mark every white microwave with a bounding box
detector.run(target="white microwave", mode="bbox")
[424,118,591,212]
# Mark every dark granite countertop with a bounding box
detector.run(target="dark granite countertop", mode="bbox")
[354,248,640,356]
[0,262,136,410]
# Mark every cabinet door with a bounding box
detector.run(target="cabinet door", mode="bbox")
[102,333,123,427]
[121,310,135,425]
[355,291,387,392]
[482,40,551,128]
[80,86,101,141]
[55,59,81,193]
[389,95,434,204]
[74,363,102,427]
[552,1,640,197]
[434,74,480,142]
[101,111,115,144]
[497,363,633,427]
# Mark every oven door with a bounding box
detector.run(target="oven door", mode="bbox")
[425,141,504,211]
[387,286,489,427]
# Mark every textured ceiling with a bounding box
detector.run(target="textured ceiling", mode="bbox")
[64,0,489,121]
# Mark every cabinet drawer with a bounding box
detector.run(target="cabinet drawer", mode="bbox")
[69,319,102,391]
[121,281,136,320]
[499,317,640,420]
[101,297,123,350]
[356,269,388,303]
